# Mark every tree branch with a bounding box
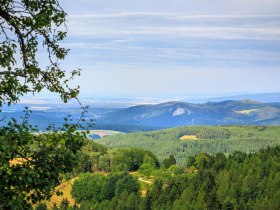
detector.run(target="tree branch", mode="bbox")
[0,70,27,77]
[0,6,28,69]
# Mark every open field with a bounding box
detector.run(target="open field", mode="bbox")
[88,130,123,137]
[46,178,76,209]
[86,129,124,140]
[180,135,198,141]
[9,158,31,166]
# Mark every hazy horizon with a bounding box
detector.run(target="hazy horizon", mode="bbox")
[14,92,280,108]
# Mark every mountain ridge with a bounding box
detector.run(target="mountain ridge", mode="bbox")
[97,100,280,127]
[201,92,280,103]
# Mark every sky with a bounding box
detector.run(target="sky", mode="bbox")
[55,0,280,98]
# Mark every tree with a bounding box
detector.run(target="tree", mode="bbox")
[71,173,109,204]
[0,109,88,209]
[0,0,80,105]
[60,198,69,210]
[111,148,159,172]
[145,179,163,210]
[35,202,47,210]
[162,155,176,169]
[138,154,157,176]
[115,174,140,197]
[0,0,90,208]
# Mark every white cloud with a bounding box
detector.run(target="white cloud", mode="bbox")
[60,0,280,15]
[67,13,280,40]
[57,2,280,96]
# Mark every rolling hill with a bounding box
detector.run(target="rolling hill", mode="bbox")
[97,100,280,127]
[98,125,280,164]
[1,99,280,131]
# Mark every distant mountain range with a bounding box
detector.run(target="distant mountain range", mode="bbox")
[201,92,280,103]
[1,93,280,131]
[97,100,280,127]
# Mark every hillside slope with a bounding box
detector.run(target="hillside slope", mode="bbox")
[98,126,280,164]
[98,100,280,127]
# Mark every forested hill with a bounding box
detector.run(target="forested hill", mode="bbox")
[59,139,280,210]
[97,100,280,127]
[98,125,280,164]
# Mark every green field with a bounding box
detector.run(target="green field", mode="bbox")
[98,126,280,164]
[85,130,124,140]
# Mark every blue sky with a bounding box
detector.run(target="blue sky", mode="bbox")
[56,0,280,98]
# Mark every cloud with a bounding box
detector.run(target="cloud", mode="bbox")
[56,3,280,96]
[60,0,280,15]
[66,13,280,40]
[61,12,280,70]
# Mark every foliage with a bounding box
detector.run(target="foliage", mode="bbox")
[53,145,280,210]
[109,148,159,172]
[60,198,70,210]
[72,140,108,175]
[91,191,142,210]
[144,146,280,210]
[72,144,160,174]
[0,0,90,208]
[162,155,176,169]
[138,154,158,176]
[0,0,80,105]
[71,172,140,208]
[71,173,108,203]
[0,109,89,208]
[114,174,140,197]
[98,125,280,164]
[35,202,47,210]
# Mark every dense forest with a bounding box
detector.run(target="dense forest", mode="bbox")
[98,126,280,164]
[37,139,280,210]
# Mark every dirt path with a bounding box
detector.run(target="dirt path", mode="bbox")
[138,177,152,184]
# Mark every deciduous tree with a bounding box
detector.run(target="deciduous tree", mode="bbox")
[0,0,80,105]
[0,0,90,208]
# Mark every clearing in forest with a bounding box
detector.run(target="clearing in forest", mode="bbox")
[180,135,198,141]
[46,178,76,208]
